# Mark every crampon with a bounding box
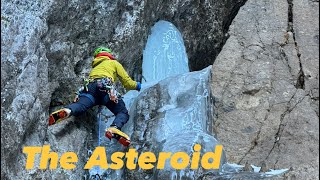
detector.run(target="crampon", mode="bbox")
[105,127,131,146]
[48,109,69,126]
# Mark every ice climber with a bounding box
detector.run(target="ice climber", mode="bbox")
[48,47,141,146]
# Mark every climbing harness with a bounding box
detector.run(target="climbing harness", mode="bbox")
[94,77,122,104]
[108,88,119,104]
[75,77,122,104]
[83,78,89,92]
[95,77,113,91]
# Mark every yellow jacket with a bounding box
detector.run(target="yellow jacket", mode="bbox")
[89,56,137,90]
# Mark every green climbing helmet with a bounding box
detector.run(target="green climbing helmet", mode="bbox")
[93,47,113,57]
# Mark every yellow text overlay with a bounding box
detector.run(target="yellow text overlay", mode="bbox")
[23,144,223,170]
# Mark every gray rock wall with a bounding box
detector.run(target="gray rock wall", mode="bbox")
[1,0,246,179]
[211,0,319,179]
[1,1,54,179]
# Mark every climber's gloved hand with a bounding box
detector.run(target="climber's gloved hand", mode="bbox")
[136,82,141,92]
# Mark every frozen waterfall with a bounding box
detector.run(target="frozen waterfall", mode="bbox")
[142,20,189,82]
[123,20,190,109]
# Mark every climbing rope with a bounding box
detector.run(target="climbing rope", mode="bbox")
[94,106,116,180]
[97,106,103,146]
[93,106,103,180]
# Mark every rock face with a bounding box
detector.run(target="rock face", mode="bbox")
[211,0,319,179]
[1,0,246,179]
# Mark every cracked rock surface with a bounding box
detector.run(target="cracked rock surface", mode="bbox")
[211,0,319,179]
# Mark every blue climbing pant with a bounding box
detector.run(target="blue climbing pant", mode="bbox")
[65,81,129,129]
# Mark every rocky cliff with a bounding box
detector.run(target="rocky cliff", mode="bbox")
[211,0,319,179]
[1,0,318,179]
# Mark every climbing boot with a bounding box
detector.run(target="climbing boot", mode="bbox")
[105,126,131,146]
[48,108,71,126]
